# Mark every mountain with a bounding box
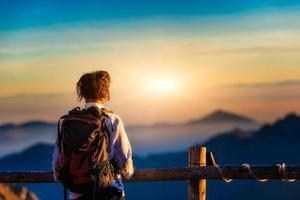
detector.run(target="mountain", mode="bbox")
[0,109,260,157]
[0,112,299,200]
[19,121,54,129]
[0,121,57,158]
[0,121,54,130]
[0,143,54,171]
[0,123,15,131]
[204,112,300,164]
[187,109,256,124]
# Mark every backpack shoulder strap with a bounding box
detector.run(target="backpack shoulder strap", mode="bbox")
[101,107,113,114]
[57,114,68,154]
[68,106,85,115]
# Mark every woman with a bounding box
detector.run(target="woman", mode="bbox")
[52,70,134,200]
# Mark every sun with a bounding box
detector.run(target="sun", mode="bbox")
[151,79,175,92]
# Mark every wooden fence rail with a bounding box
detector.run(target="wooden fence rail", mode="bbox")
[1,166,300,183]
[1,146,299,200]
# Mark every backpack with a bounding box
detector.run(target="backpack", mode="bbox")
[56,106,117,195]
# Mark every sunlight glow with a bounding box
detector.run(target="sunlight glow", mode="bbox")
[151,79,175,92]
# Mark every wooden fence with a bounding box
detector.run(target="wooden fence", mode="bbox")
[1,146,300,200]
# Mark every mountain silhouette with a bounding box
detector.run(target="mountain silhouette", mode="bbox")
[0,121,54,130]
[187,109,257,125]
[0,113,299,200]
[203,112,300,164]
[0,142,54,171]
[0,109,260,157]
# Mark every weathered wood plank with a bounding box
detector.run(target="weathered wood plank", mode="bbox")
[188,146,201,200]
[199,148,206,200]
[1,166,300,183]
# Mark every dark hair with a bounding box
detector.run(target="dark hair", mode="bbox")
[76,70,111,101]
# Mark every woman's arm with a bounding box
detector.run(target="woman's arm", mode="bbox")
[113,116,134,179]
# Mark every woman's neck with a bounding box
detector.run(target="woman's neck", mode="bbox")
[85,99,103,104]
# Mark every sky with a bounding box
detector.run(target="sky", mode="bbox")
[1,0,300,125]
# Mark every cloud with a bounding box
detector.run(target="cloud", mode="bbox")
[230,80,300,88]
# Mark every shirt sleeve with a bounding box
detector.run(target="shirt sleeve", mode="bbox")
[113,116,134,179]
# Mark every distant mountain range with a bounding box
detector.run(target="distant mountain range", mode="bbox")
[0,121,54,129]
[0,109,260,157]
[0,112,299,200]
[0,109,257,129]
[187,109,256,124]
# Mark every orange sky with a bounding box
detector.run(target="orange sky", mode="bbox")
[1,7,300,125]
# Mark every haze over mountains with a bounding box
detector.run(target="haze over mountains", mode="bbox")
[0,112,299,200]
[187,109,256,124]
[0,109,259,157]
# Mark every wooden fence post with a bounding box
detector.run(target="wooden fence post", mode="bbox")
[188,146,206,200]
